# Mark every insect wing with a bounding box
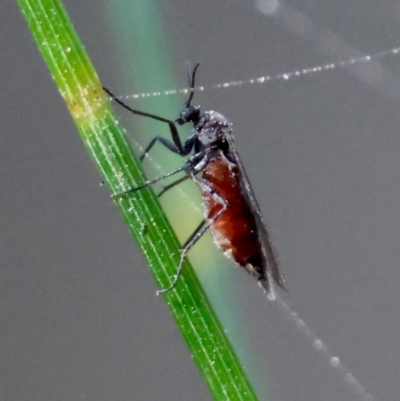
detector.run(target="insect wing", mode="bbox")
[225,134,288,297]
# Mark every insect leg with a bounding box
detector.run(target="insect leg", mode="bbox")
[157,175,228,295]
[157,175,191,198]
[125,151,204,198]
[113,165,187,198]
[139,136,183,161]
[103,87,189,156]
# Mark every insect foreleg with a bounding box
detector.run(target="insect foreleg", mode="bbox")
[103,87,187,155]
[139,136,184,161]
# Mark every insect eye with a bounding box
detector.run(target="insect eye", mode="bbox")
[178,105,200,125]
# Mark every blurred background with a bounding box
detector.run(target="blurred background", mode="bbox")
[3,0,400,400]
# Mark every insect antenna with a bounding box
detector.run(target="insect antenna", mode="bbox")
[186,62,201,107]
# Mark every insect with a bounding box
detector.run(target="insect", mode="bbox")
[103,64,287,300]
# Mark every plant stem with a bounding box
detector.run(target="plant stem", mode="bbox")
[16,0,261,399]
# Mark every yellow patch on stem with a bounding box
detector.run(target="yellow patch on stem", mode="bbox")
[64,83,110,124]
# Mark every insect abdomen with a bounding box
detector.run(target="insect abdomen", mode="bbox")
[202,153,265,278]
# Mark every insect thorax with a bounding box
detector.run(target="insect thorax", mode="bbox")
[196,110,233,148]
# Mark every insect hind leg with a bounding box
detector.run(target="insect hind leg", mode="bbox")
[156,175,228,295]
[157,219,215,295]
[156,220,207,296]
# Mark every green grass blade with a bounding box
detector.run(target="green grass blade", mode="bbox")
[16,0,261,400]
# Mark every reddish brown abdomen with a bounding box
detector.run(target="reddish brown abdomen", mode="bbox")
[202,153,263,271]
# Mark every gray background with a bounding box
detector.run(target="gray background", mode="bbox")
[3,0,400,400]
